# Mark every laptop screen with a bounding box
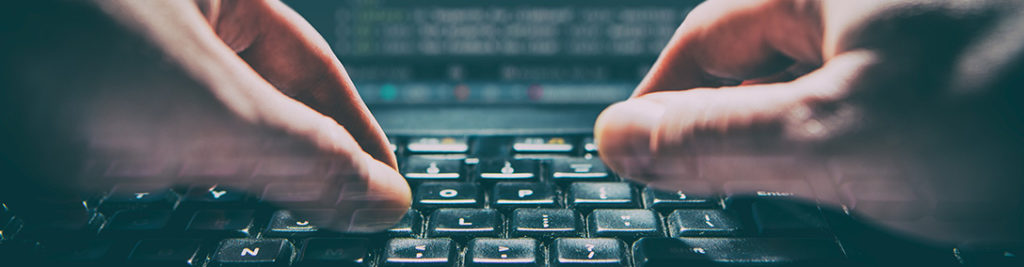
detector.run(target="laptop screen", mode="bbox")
[288,0,700,106]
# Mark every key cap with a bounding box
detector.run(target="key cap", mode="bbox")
[0,214,21,241]
[1,203,12,226]
[182,184,248,207]
[383,238,456,267]
[632,237,847,267]
[550,158,610,181]
[0,240,39,265]
[407,137,469,153]
[43,239,114,266]
[510,209,578,238]
[388,137,399,153]
[492,182,557,208]
[210,238,293,267]
[428,209,502,238]
[513,137,573,153]
[749,201,829,236]
[551,238,626,267]
[588,209,661,239]
[127,239,203,267]
[298,238,368,267]
[388,209,422,237]
[569,182,635,209]
[478,160,538,181]
[179,159,253,178]
[958,242,1024,267]
[261,182,332,207]
[104,209,172,236]
[253,159,324,177]
[839,179,926,220]
[265,209,336,237]
[583,137,597,153]
[402,157,463,180]
[723,179,814,201]
[643,186,716,211]
[415,182,482,208]
[186,209,255,237]
[18,208,103,240]
[100,184,180,213]
[467,238,539,266]
[667,209,742,237]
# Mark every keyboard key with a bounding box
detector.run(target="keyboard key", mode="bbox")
[569,182,635,209]
[407,137,469,153]
[511,209,578,238]
[666,209,742,237]
[551,238,626,266]
[467,238,539,266]
[588,209,661,239]
[839,179,926,220]
[957,242,1024,267]
[428,209,502,238]
[388,209,422,237]
[186,210,255,237]
[550,158,610,181]
[415,183,482,208]
[723,179,814,200]
[210,238,293,267]
[100,184,179,212]
[492,182,557,208]
[265,209,335,237]
[298,238,368,267]
[583,137,597,153]
[632,237,847,267]
[403,157,463,180]
[43,239,114,266]
[261,182,332,207]
[750,201,829,236]
[127,239,202,267]
[18,208,103,239]
[179,160,253,178]
[478,160,538,181]
[104,209,172,236]
[643,186,716,211]
[253,159,324,177]
[513,137,573,153]
[388,137,399,153]
[383,238,456,266]
[182,184,248,207]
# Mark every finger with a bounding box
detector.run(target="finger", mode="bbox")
[634,0,825,96]
[596,50,877,203]
[94,0,410,232]
[206,0,397,168]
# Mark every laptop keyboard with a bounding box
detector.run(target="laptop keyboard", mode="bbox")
[0,135,1011,266]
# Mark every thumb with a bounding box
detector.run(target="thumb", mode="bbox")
[596,51,876,199]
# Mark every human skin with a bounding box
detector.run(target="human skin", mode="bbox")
[0,0,410,232]
[596,0,1024,244]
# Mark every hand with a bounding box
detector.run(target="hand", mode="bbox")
[0,0,409,232]
[596,0,1024,244]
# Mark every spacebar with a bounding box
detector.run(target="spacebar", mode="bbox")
[633,237,848,266]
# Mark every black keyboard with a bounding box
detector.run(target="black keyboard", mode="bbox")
[0,135,1016,266]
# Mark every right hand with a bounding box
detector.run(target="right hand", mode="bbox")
[596,0,1024,244]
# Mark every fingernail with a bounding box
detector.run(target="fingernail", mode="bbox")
[595,98,666,178]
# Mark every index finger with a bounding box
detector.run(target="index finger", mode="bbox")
[634,0,825,97]
[208,0,396,168]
